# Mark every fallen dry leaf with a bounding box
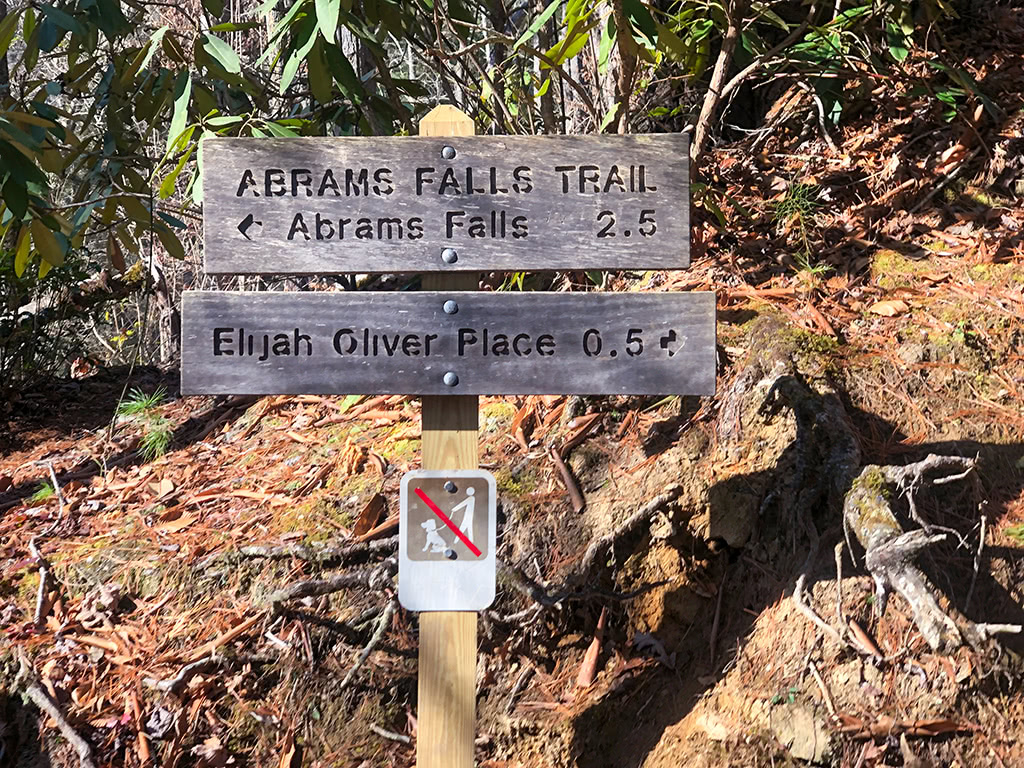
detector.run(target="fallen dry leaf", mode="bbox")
[576,607,608,690]
[869,299,910,317]
[153,514,198,534]
[352,493,386,537]
[278,728,299,768]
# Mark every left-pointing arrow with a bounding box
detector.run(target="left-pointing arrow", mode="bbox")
[237,214,262,240]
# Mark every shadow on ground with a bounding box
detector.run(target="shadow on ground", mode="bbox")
[0,367,257,517]
[567,403,1023,768]
[1,691,53,768]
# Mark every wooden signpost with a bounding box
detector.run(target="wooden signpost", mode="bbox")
[180,104,711,768]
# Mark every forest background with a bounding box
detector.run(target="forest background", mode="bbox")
[1,1,1023,767]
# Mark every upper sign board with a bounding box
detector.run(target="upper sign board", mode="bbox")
[180,290,715,396]
[202,135,689,274]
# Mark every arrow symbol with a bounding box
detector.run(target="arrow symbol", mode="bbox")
[659,329,684,357]
[237,214,262,240]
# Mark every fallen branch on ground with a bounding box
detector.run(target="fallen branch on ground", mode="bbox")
[237,535,397,563]
[339,600,396,691]
[144,655,218,694]
[268,561,396,608]
[18,651,97,768]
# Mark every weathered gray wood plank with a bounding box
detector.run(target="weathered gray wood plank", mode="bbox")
[181,291,715,395]
[202,134,689,274]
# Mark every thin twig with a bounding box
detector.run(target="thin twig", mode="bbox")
[973,623,1022,641]
[834,541,845,630]
[910,147,984,213]
[442,19,600,126]
[719,2,819,105]
[339,600,396,691]
[794,574,849,649]
[798,80,838,151]
[268,562,396,607]
[185,613,265,663]
[549,447,586,513]
[369,722,410,745]
[143,655,218,694]
[18,652,97,768]
[808,659,837,717]
[506,665,534,714]
[964,515,986,614]
[709,566,728,667]
[29,538,50,630]
[38,461,66,537]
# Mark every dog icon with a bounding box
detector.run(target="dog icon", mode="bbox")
[421,519,449,554]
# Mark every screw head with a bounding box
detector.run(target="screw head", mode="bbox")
[443,300,459,315]
[443,371,459,387]
[441,145,456,160]
[444,548,458,560]
[441,248,458,264]
[444,481,457,493]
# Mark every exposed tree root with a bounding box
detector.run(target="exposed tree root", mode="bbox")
[338,600,396,691]
[267,561,396,609]
[721,325,1013,656]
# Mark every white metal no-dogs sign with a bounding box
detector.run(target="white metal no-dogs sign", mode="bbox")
[399,470,496,611]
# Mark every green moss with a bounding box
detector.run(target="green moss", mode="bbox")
[967,262,1024,285]
[16,571,40,609]
[791,329,840,357]
[388,438,420,462]
[847,466,898,540]
[872,249,933,289]
[965,187,1012,209]
[50,537,164,598]
[495,467,537,498]
[480,400,518,434]
[273,493,357,541]
[225,701,265,755]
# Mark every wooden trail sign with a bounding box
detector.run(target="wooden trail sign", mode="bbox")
[179,104,710,768]
[179,290,716,397]
[202,133,689,274]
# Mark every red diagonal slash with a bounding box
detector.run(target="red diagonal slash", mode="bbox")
[414,487,482,557]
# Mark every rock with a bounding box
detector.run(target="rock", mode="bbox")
[769,702,833,764]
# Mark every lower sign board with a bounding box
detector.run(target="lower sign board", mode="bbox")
[181,291,716,396]
[399,470,497,611]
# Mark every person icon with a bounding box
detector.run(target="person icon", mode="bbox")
[421,519,448,553]
[451,487,476,541]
